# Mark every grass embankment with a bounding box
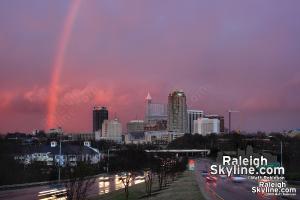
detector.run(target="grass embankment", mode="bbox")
[90,171,205,200]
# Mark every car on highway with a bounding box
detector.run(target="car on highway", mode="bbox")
[206,175,217,182]
[201,170,209,177]
[230,175,246,183]
[219,174,227,179]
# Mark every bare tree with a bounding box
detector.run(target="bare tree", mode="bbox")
[154,157,180,191]
[119,172,134,200]
[157,161,166,190]
[144,169,153,197]
[64,163,96,200]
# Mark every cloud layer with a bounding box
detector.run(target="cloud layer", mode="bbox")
[0,0,299,133]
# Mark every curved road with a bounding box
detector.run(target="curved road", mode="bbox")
[195,159,300,200]
[0,174,144,200]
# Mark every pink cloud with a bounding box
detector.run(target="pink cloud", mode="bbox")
[241,97,282,112]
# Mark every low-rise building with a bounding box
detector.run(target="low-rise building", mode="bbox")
[145,131,184,144]
[144,120,167,131]
[124,132,146,144]
[193,118,220,135]
[125,131,184,145]
[14,141,100,166]
[69,133,95,141]
[127,120,145,133]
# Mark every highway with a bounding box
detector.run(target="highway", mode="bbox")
[0,174,144,200]
[195,159,300,200]
[1,160,298,200]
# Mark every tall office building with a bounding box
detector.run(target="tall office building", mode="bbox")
[187,110,204,134]
[145,92,167,123]
[167,90,188,133]
[93,106,108,132]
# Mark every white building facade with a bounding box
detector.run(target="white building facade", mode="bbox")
[124,131,184,145]
[14,141,101,166]
[193,118,220,135]
[101,118,122,142]
[187,110,204,134]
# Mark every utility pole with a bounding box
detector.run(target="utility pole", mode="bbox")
[228,110,239,133]
[229,111,231,133]
[106,149,110,173]
[280,141,283,167]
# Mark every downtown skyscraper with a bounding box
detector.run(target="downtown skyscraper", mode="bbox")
[167,90,188,133]
[93,106,108,132]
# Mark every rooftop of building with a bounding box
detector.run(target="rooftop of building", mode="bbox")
[169,90,185,96]
[187,109,204,113]
[205,114,224,118]
[19,143,99,155]
[93,106,107,110]
[128,120,144,123]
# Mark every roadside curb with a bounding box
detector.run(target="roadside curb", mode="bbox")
[0,173,106,191]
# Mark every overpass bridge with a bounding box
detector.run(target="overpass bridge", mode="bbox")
[145,149,210,157]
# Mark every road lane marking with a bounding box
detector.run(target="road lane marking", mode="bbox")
[207,185,225,200]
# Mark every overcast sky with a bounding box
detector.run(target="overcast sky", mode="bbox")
[0,0,299,133]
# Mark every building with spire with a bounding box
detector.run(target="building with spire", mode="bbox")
[145,92,167,124]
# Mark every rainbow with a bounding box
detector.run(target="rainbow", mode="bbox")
[46,0,81,130]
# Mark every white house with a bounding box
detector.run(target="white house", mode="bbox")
[15,141,101,167]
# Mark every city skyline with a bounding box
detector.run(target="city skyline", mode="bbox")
[0,1,300,133]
